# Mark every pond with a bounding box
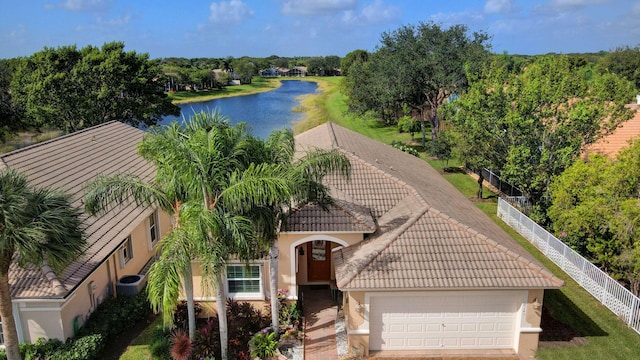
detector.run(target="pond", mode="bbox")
[160,80,319,138]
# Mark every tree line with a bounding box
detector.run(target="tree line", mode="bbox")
[340,21,640,295]
[0,44,343,142]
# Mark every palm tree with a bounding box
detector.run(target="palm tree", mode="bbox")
[0,169,85,360]
[255,128,351,334]
[85,111,292,360]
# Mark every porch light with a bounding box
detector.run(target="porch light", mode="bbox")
[355,301,364,314]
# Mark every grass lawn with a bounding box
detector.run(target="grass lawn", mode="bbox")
[168,77,281,104]
[118,316,164,360]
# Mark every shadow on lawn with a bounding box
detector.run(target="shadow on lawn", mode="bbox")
[540,289,607,346]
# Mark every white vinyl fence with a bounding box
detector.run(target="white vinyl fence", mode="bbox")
[497,198,640,335]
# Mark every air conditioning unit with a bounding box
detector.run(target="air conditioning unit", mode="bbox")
[116,274,147,296]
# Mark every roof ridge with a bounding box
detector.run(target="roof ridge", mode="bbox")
[428,207,564,288]
[332,199,376,232]
[0,121,123,159]
[41,264,67,296]
[337,204,428,289]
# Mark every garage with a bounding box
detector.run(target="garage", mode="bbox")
[368,291,524,351]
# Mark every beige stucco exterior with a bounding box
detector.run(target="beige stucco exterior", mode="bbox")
[14,209,170,343]
[341,289,546,359]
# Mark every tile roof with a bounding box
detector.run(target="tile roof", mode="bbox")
[1,121,154,299]
[585,104,640,159]
[294,123,563,290]
[285,199,376,233]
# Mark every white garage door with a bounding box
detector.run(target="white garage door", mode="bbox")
[369,291,523,351]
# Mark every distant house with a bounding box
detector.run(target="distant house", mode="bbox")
[0,122,170,344]
[585,99,640,158]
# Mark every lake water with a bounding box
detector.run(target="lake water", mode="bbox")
[160,80,318,139]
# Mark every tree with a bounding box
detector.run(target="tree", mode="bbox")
[232,59,257,84]
[0,169,85,360]
[254,129,351,334]
[10,42,180,133]
[84,112,291,360]
[549,140,640,295]
[449,59,511,198]
[452,55,636,218]
[0,59,24,141]
[599,45,640,91]
[340,50,368,76]
[344,22,492,147]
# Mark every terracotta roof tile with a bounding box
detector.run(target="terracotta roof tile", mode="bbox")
[585,104,640,158]
[1,121,153,299]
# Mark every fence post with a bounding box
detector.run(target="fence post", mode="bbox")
[602,277,610,304]
[629,296,638,332]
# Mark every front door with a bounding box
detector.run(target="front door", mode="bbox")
[307,240,331,282]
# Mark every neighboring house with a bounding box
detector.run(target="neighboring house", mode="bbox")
[191,122,564,359]
[0,121,170,344]
[584,101,640,158]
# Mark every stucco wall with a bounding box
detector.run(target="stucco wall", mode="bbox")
[17,209,170,344]
[518,289,545,359]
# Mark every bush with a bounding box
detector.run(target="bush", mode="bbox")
[77,290,151,338]
[249,329,278,359]
[50,334,105,360]
[391,141,420,157]
[148,325,172,360]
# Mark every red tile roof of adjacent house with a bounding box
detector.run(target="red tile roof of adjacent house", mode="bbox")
[585,104,640,159]
[1,121,154,299]
[294,123,564,291]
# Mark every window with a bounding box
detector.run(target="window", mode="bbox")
[119,236,133,268]
[226,264,262,299]
[148,211,159,249]
[0,316,3,344]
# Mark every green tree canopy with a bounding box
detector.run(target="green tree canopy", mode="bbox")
[10,41,179,133]
[599,45,640,91]
[452,55,636,220]
[343,21,492,147]
[549,140,640,295]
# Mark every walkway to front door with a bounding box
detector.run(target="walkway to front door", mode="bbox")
[302,285,339,360]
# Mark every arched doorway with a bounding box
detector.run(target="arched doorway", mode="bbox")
[289,235,348,299]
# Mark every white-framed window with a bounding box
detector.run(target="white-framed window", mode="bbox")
[0,315,3,345]
[147,211,159,249]
[119,236,133,268]
[226,264,263,300]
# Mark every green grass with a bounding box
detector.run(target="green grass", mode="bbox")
[119,316,164,360]
[168,77,281,104]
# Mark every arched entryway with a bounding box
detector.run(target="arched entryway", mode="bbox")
[289,235,348,300]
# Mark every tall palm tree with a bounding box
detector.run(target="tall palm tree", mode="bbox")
[0,169,85,360]
[255,128,351,334]
[85,111,292,360]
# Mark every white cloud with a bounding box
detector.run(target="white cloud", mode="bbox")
[534,0,609,14]
[342,0,400,26]
[58,0,114,13]
[280,0,358,16]
[484,0,517,14]
[429,10,484,27]
[96,14,131,27]
[209,0,254,25]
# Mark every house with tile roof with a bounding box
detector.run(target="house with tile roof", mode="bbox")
[2,120,562,359]
[585,103,640,159]
[273,123,564,359]
[0,121,170,344]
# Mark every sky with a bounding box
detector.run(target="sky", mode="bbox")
[1,0,639,60]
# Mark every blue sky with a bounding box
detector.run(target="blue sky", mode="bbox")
[1,0,639,59]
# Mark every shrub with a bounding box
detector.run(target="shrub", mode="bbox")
[149,325,172,360]
[391,141,420,157]
[50,334,105,360]
[173,300,202,331]
[249,329,278,359]
[169,329,192,360]
[77,289,151,338]
[193,318,218,359]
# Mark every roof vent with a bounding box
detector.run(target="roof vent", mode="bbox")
[116,274,146,296]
